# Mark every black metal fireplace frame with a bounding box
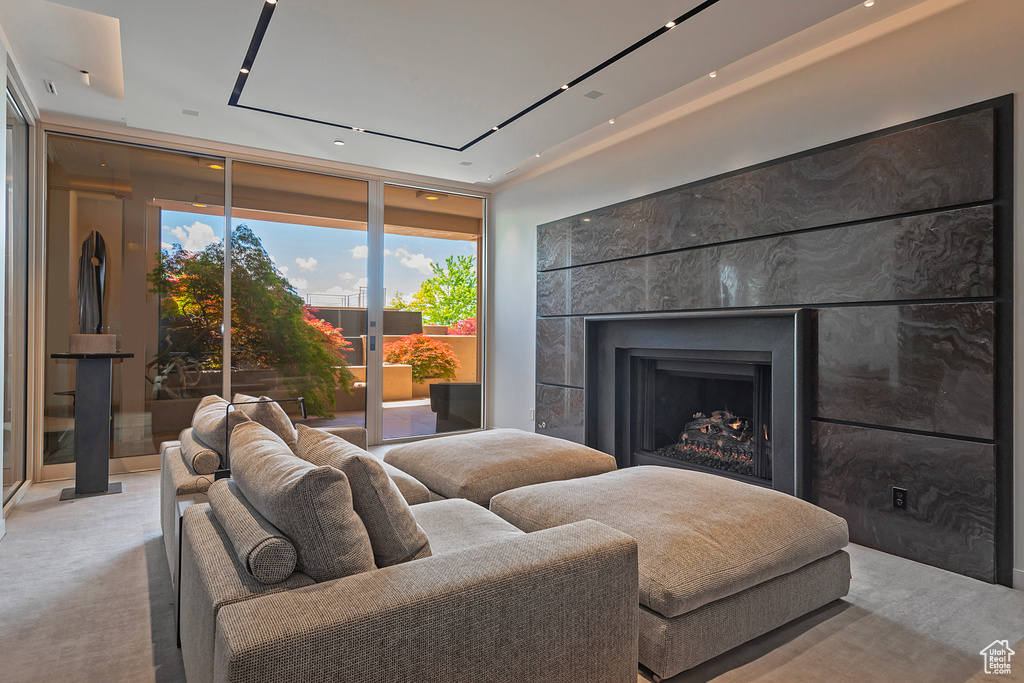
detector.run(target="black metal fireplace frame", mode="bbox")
[585,308,809,498]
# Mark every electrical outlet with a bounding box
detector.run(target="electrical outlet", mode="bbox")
[892,487,908,510]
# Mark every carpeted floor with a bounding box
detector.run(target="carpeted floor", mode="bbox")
[1,471,1022,682]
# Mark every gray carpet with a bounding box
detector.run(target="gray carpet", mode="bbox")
[1,471,1022,682]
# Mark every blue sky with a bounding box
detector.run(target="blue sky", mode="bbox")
[160,210,476,307]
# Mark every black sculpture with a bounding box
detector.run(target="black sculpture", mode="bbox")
[77,230,107,334]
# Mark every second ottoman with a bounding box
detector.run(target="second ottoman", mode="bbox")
[383,428,616,505]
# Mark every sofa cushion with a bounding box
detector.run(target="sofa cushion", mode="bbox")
[191,395,252,456]
[207,478,297,584]
[229,421,376,582]
[490,466,850,618]
[179,427,221,475]
[410,498,524,555]
[296,425,430,566]
[383,428,617,505]
[381,461,431,505]
[232,393,298,453]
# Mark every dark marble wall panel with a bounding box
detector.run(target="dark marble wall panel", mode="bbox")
[570,258,648,315]
[535,384,585,443]
[569,199,657,266]
[568,317,585,388]
[569,205,993,315]
[811,421,995,581]
[817,304,995,439]
[537,221,570,271]
[544,109,994,270]
[535,317,569,385]
[537,269,569,317]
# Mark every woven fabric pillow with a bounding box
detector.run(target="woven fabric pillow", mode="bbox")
[296,424,430,567]
[232,393,298,453]
[207,478,297,584]
[179,427,220,475]
[191,395,252,455]
[230,421,375,582]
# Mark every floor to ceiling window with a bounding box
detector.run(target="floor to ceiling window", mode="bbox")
[43,134,485,465]
[44,136,226,465]
[3,89,29,503]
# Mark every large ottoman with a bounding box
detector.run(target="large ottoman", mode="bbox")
[383,428,617,505]
[490,466,851,680]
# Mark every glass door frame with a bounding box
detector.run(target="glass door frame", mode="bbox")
[34,128,487,473]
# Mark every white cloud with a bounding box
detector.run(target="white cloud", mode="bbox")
[355,277,368,289]
[166,221,219,252]
[324,285,355,296]
[295,256,318,272]
[161,242,174,250]
[350,245,368,259]
[268,253,277,263]
[337,271,356,281]
[383,249,393,257]
[279,265,290,275]
[290,278,309,291]
[393,248,433,275]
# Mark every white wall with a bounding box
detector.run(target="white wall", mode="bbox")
[487,0,1024,586]
[0,28,8,546]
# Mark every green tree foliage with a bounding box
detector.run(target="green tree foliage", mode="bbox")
[388,292,409,310]
[407,255,477,326]
[148,224,353,416]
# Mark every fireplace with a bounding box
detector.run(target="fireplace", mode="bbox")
[631,352,772,485]
[585,310,807,497]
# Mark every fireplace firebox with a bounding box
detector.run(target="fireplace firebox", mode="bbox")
[585,310,807,497]
[631,353,773,485]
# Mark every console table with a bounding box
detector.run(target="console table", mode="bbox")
[50,352,133,500]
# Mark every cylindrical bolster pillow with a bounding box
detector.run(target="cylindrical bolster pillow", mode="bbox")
[179,428,221,475]
[207,478,297,584]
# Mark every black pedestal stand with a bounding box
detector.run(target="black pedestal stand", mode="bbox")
[51,352,134,501]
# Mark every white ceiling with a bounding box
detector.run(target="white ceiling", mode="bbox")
[1,0,936,187]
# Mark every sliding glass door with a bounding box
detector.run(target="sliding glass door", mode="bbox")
[229,162,368,430]
[381,184,483,440]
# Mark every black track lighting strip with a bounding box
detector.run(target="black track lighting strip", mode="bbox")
[229,0,725,152]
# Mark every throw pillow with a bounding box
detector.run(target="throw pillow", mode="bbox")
[207,478,297,584]
[191,395,252,456]
[296,424,430,566]
[230,421,376,582]
[179,427,220,475]
[232,393,299,453]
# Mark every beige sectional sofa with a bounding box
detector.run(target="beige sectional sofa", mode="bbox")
[176,422,640,683]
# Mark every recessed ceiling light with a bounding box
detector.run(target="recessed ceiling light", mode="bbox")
[492,126,499,131]
[864,0,874,5]
[192,203,208,208]
[100,163,106,167]
[665,21,676,28]
[561,84,569,90]
[608,118,616,124]
[80,70,91,86]
[333,140,345,146]
[459,161,474,166]
[240,67,250,74]
[709,70,718,78]
[266,0,277,4]
[583,218,591,222]
[416,190,448,201]
[535,153,541,158]
[487,175,492,180]
[208,163,224,170]
[353,127,365,132]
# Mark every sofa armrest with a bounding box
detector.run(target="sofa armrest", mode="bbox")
[214,519,639,683]
[316,425,367,450]
[180,504,315,683]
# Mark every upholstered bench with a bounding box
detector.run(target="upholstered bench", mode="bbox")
[490,466,851,680]
[383,428,617,506]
